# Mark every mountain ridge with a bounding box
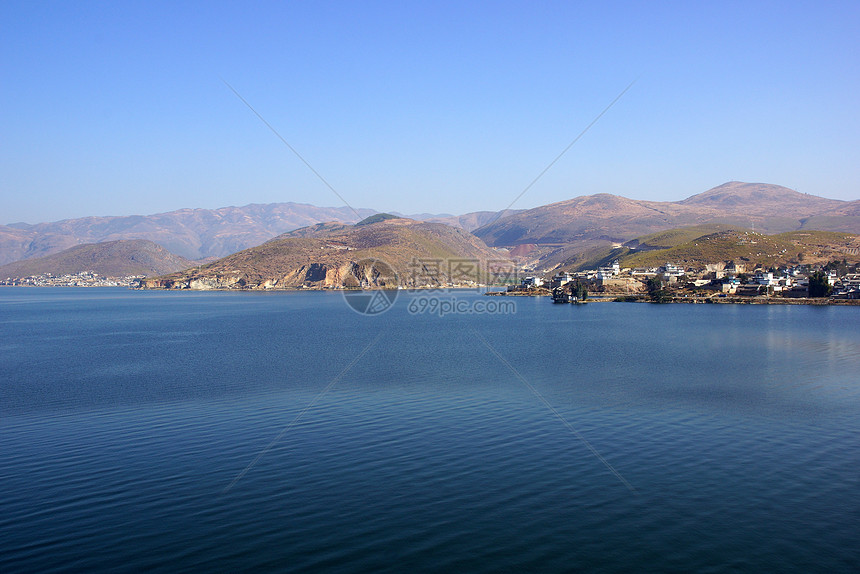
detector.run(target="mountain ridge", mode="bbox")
[0,203,520,266]
[0,202,377,265]
[473,183,860,262]
[0,240,196,278]
[3,182,858,270]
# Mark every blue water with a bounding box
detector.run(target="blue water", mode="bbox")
[1,288,859,572]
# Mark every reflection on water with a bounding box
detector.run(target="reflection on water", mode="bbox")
[1,289,859,572]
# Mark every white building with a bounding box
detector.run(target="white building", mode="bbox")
[596,260,621,281]
[664,263,685,279]
[522,276,544,288]
[632,268,658,276]
[550,272,572,289]
[754,271,776,286]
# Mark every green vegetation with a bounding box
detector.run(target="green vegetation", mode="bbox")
[553,244,629,273]
[779,230,858,244]
[355,213,402,226]
[613,295,641,302]
[571,281,588,301]
[575,247,631,273]
[646,277,671,303]
[615,228,859,270]
[538,223,860,275]
[823,258,854,276]
[631,224,743,250]
[808,271,833,297]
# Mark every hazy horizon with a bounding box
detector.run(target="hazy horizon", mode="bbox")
[4,179,857,228]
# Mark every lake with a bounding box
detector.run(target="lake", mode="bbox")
[1,288,859,572]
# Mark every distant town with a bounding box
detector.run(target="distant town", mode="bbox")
[1,271,144,288]
[501,259,860,304]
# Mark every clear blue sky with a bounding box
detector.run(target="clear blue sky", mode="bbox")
[2,0,858,223]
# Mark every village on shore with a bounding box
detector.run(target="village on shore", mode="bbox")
[493,259,860,304]
[1,271,143,287]
[5,258,860,307]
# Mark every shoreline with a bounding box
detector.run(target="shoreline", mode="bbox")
[484,290,860,306]
[4,285,858,305]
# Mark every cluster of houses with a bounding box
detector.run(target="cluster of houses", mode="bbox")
[709,266,859,299]
[0,271,143,287]
[829,273,860,299]
[508,259,860,300]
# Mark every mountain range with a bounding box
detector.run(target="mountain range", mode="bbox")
[473,182,859,244]
[471,182,860,270]
[0,202,522,266]
[0,203,376,266]
[3,182,859,275]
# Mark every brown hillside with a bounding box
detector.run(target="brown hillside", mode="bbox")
[678,181,843,215]
[0,240,196,278]
[141,219,506,290]
[474,182,857,249]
